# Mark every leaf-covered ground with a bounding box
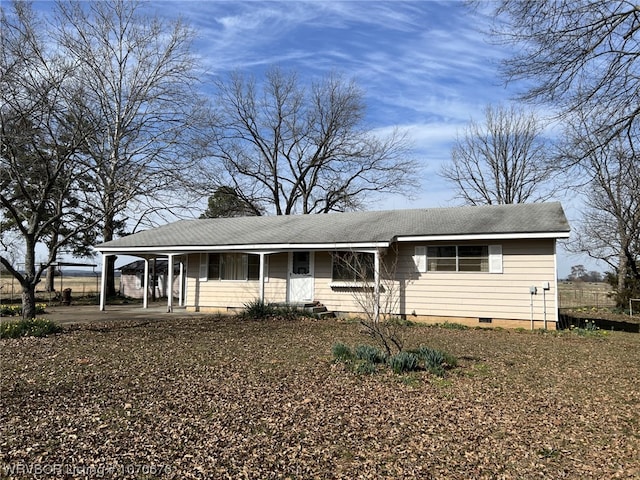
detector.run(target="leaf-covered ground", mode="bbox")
[1,317,639,479]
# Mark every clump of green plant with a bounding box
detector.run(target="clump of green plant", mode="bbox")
[242,299,278,319]
[354,344,387,364]
[407,346,458,377]
[332,343,386,375]
[0,303,46,317]
[387,351,419,374]
[332,342,354,362]
[0,318,62,339]
[333,342,457,377]
[241,299,312,320]
[438,322,469,330]
[568,320,606,337]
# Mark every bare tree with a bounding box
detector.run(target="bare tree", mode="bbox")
[561,112,640,307]
[0,1,99,319]
[493,0,640,146]
[54,0,206,295]
[441,104,556,205]
[332,247,406,356]
[206,67,416,215]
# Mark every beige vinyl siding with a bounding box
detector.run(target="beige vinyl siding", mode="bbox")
[398,239,557,322]
[185,253,289,309]
[183,238,558,324]
[263,253,288,303]
[313,251,391,313]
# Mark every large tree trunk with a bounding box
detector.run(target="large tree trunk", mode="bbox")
[22,285,37,320]
[22,239,38,320]
[45,265,56,293]
[103,215,117,297]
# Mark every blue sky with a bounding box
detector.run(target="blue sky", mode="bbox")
[147,0,519,208]
[143,0,591,275]
[31,0,596,276]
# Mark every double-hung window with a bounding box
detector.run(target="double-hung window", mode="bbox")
[204,253,260,280]
[427,246,489,272]
[416,245,501,273]
[332,252,375,282]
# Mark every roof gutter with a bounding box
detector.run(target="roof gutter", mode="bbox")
[94,241,391,255]
[396,231,570,242]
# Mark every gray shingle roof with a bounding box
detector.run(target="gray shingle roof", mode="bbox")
[96,202,570,252]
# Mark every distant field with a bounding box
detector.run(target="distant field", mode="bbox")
[558,281,616,309]
[0,275,119,303]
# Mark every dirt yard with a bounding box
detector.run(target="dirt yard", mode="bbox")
[1,316,638,479]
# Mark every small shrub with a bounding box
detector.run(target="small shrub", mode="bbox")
[408,346,458,377]
[354,344,387,364]
[388,351,419,374]
[242,299,277,319]
[0,304,21,316]
[274,304,309,320]
[355,360,377,375]
[242,299,315,320]
[416,346,444,368]
[0,304,46,317]
[439,322,469,330]
[0,318,62,339]
[332,342,353,362]
[385,316,415,327]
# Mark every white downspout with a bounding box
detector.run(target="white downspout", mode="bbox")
[143,258,149,309]
[99,254,108,311]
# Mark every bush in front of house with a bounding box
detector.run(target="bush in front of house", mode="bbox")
[387,351,418,374]
[0,318,62,339]
[241,299,314,320]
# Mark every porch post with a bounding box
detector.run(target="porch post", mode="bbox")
[374,249,381,322]
[142,258,149,309]
[167,254,174,313]
[259,252,266,302]
[99,254,108,311]
[178,259,184,307]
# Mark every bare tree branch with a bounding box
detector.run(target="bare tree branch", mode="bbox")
[440,104,557,205]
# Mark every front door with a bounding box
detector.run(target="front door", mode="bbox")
[288,251,314,303]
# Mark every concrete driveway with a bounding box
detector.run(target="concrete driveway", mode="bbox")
[39,303,209,326]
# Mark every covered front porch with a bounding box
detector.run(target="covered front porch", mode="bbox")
[97,245,387,317]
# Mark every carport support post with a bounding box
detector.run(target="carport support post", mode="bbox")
[142,258,149,309]
[374,249,381,323]
[99,254,108,311]
[259,253,266,303]
[178,260,184,307]
[167,254,174,313]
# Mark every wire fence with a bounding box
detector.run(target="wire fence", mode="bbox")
[1,276,119,304]
[558,283,616,309]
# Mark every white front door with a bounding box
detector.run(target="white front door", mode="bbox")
[288,251,314,303]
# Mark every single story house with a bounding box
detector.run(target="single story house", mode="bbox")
[118,259,180,299]
[95,202,570,329]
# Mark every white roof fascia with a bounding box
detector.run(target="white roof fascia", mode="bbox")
[396,231,570,242]
[96,241,390,255]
